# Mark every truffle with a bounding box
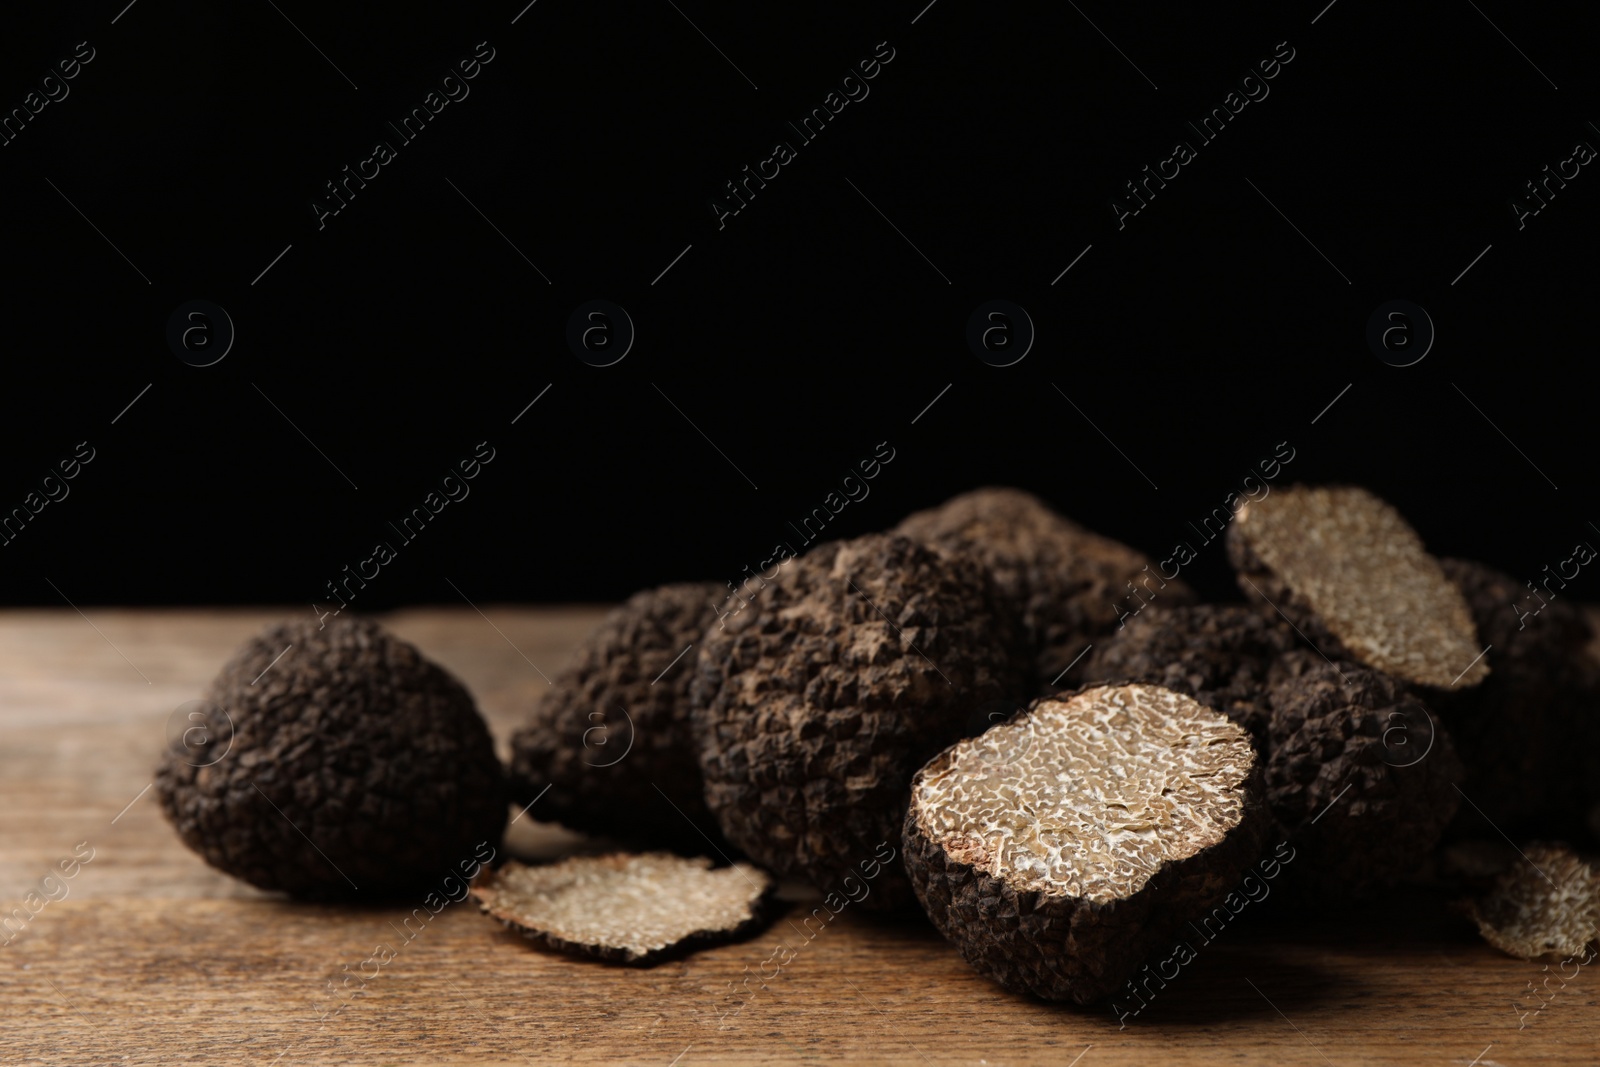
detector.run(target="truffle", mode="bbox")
[1080,603,1296,743]
[1435,560,1595,837]
[690,533,1025,911]
[1262,651,1462,898]
[894,487,1195,687]
[903,684,1270,1004]
[1227,485,1488,689]
[470,854,774,964]
[1467,842,1599,962]
[156,616,506,898]
[509,583,723,850]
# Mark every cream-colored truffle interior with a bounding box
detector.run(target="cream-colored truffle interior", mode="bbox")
[1236,486,1487,687]
[478,854,769,957]
[913,685,1255,903]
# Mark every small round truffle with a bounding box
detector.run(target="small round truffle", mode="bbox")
[895,487,1195,686]
[1263,651,1462,898]
[1080,604,1296,742]
[1227,485,1487,689]
[1467,842,1599,962]
[471,854,775,965]
[1435,560,1595,838]
[509,583,723,850]
[690,533,1025,911]
[156,616,506,898]
[903,684,1270,1004]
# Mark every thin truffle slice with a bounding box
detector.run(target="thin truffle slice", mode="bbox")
[1467,842,1599,961]
[509,583,723,850]
[471,854,774,965]
[691,533,1026,911]
[156,616,506,898]
[1264,651,1462,898]
[1080,604,1296,743]
[1227,485,1487,689]
[904,684,1269,1004]
[895,488,1195,686]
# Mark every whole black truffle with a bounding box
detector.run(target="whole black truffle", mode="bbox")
[156,616,506,898]
[1080,603,1296,743]
[1263,651,1462,898]
[903,684,1270,1004]
[690,533,1025,911]
[509,582,723,851]
[895,487,1195,687]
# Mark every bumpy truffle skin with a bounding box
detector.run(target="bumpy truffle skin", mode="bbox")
[1080,604,1296,742]
[903,686,1271,1004]
[1264,651,1462,898]
[156,616,506,898]
[1435,560,1596,839]
[895,488,1195,686]
[509,583,723,850]
[690,534,1025,911]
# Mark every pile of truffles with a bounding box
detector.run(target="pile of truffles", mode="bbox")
[157,485,1600,1003]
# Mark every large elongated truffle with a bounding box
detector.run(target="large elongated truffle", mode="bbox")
[509,583,723,850]
[1080,604,1296,743]
[895,488,1194,686]
[1227,485,1487,689]
[1263,651,1462,897]
[690,533,1024,911]
[903,684,1270,1004]
[156,616,506,898]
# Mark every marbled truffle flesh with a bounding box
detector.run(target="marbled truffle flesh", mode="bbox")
[1467,842,1599,962]
[1263,651,1462,898]
[1227,485,1488,689]
[904,684,1269,1004]
[895,487,1195,687]
[509,583,723,850]
[1080,603,1296,744]
[691,533,1025,911]
[156,616,506,898]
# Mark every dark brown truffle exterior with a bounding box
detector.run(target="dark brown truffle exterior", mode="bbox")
[690,533,1025,911]
[894,487,1195,687]
[1436,560,1596,840]
[156,616,506,898]
[509,583,723,850]
[1080,603,1297,743]
[1264,651,1462,898]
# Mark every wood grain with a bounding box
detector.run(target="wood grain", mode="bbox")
[1,608,1594,1066]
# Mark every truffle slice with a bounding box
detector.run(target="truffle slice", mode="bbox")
[471,854,774,965]
[509,583,723,850]
[895,488,1194,686]
[1227,485,1487,689]
[903,684,1269,1004]
[691,533,1025,911]
[1467,843,1599,961]
[156,616,506,898]
[1080,604,1296,743]
[1436,560,1594,836]
[1263,651,1462,898]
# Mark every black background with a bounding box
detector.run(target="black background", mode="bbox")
[1,0,1594,610]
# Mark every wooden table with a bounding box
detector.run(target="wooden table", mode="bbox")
[2,608,1593,1066]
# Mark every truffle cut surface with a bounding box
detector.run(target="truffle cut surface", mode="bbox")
[1469,843,1599,962]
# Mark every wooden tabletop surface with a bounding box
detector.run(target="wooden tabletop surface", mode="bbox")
[2,608,1594,1066]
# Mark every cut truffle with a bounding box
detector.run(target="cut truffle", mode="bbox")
[509,583,723,850]
[895,488,1195,687]
[156,616,506,898]
[471,854,774,964]
[1435,560,1595,837]
[1227,485,1487,689]
[690,533,1026,911]
[1467,842,1599,961]
[903,684,1269,1004]
[1080,603,1296,743]
[1263,651,1461,898]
